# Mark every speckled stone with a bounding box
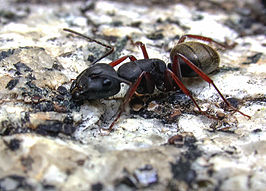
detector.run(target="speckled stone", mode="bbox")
[0,0,265,191]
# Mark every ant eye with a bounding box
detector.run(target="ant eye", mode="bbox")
[103,79,112,87]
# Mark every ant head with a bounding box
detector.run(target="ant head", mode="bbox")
[70,64,121,101]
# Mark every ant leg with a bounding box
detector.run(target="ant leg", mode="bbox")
[173,54,251,119]
[109,55,137,67]
[107,71,150,131]
[129,38,149,59]
[63,28,114,64]
[178,34,236,49]
[171,53,183,80]
[165,69,211,117]
[135,41,149,59]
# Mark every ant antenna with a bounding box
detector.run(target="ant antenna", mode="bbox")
[63,28,114,64]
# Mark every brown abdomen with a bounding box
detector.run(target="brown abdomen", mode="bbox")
[170,41,220,77]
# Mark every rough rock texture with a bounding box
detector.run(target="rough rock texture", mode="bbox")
[0,0,265,190]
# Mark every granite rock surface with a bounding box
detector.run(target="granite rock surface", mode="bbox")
[0,0,265,190]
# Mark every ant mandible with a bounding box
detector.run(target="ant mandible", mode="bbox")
[63,28,251,132]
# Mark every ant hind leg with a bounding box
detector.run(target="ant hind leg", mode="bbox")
[178,34,236,49]
[172,54,251,119]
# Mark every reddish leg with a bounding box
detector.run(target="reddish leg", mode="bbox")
[143,72,155,93]
[110,40,149,67]
[165,69,217,118]
[130,40,149,59]
[172,54,251,119]
[106,71,150,131]
[178,34,236,49]
[171,53,183,79]
[105,41,151,131]
[109,55,137,67]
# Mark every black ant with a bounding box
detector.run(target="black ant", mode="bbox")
[63,28,251,132]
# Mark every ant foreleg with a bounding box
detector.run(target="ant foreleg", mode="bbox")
[106,71,149,132]
[173,54,251,119]
[178,34,236,49]
[63,28,115,64]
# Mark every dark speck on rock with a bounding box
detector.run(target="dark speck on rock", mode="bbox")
[62,124,75,135]
[76,159,85,166]
[20,156,34,171]
[1,120,30,135]
[4,138,21,151]
[166,17,181,26]
[34,101,54,112]
[36,121,61,136]
[147,31,164,40]
[183,134,197,148]
[21,111,30,123]
[52,62,64,71]
[192,14,204,21]
[87,54,95,62]
[80,0,96,14]
[220,97,240,109]
[0,49,15,61]
[219,66,240,73]
[14,62,33,73]
[42,184,56,190]
[36,120,75,136]
[242,53,263,65]
[91,182,104,191]
[171,158,197,185]
[130,21,141,27]
[25,81,37,89]
[5,78,19,90]
[25,81,43,94]
[168,92,191,106]
[170,134,201,187]
[111,20,123,27]
[252,129,262,133]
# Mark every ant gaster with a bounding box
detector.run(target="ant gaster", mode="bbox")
[64,28,251,132]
